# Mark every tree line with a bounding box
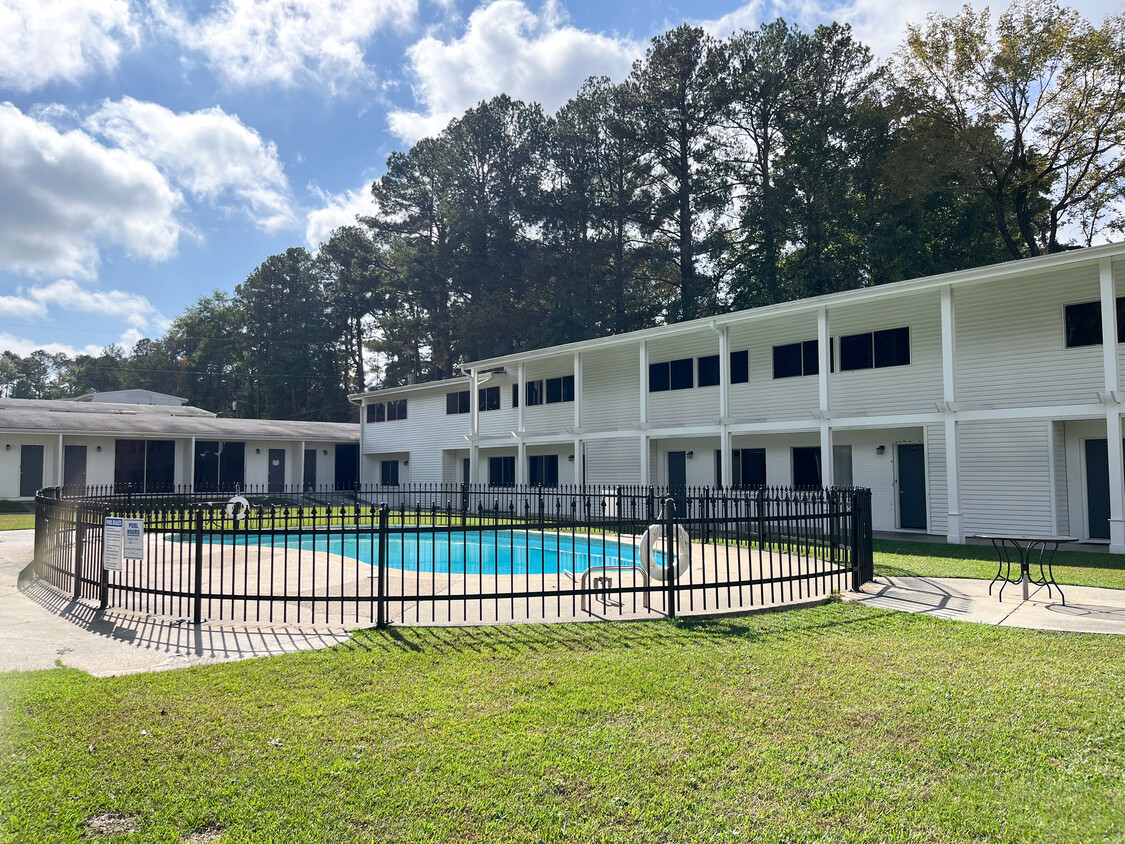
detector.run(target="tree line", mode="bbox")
[3,0,1122,421]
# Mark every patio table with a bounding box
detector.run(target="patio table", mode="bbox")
[972,534,1074,605]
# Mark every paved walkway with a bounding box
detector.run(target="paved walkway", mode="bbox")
[3,531,1123,677]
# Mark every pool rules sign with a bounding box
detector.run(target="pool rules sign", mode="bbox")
[103,517,145,571]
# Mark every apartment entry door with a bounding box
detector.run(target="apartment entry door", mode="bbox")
[268,449,286,493]
[897,443,927,530]
[1086,438,1111,540]
[20,444,44,497]
[667,451,687,517]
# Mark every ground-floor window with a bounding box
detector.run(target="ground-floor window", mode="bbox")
[528,454,559,487]
[380,459,400,486]
[792,446,822,487]
[716,448,767,488]
[489,456,515,487]
[194,441,245,492]
[115,439,175,491]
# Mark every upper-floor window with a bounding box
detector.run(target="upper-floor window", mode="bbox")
[367,399,407,423]
[697,351,750,387]
[1065,298,1125,348]
[446,390,470,415]
[524,376,574,406]
[478,385,500,411]
[840,327,910,371]
[649,358,693,392]
[773,340,819,379]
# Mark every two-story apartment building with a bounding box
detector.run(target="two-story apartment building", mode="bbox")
[352,242,1125,552]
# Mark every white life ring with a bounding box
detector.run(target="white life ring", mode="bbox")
[638,523,692,582]
[225,495,251,521]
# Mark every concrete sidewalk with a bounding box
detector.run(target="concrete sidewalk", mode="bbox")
[0,530,354,677]
[851,575,1125,635]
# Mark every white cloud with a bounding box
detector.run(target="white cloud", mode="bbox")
[0,102,183,279]
[0,293,46,320]
[0,330,137,359]
[87,98,297,233]
[390,0,643,142]
[27,279,167,331]
[156,0,417,92]
[0,0,137,92]
[305,182,377,247]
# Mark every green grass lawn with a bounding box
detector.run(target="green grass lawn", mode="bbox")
[875,538,1125,590]
[2,605,1123,843]
[0,501,33,531]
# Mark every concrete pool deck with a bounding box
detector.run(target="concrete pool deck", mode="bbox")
[2,529,1123,677]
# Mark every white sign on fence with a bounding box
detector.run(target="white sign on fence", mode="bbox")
[103,517,124,571]
[123,518,144,560]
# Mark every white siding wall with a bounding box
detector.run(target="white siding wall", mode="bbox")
[585,438,640,485]
[925,425,948,535]
[0,436,58,497]
[1063,418,1107,541]
[838,429,909,533]
[828,291,943,415]
[1051,421,1069,535]
[363,390,466,484]
[728,313,820,421]
[959,420,1053,535]
[581,346,640,429]
[956,265,1105,407]
[522,358,576,433]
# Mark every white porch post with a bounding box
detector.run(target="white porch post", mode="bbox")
[817,307,833,486]
[56,434,63,486]
[941,285,964,543]
[516,362,526,485]
[574,351,583,486]
[1100,257,1125,552]
[298,440,306,491]
[718,326,733,488]
[189,436,196,490]
[469,368,480,484]
[639,341,649,484]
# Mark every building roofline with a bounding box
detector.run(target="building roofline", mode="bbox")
[462,242,1125,370]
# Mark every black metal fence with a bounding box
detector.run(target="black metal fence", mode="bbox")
[33,483,873,627]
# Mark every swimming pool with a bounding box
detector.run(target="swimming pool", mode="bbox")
[207,530,644,577]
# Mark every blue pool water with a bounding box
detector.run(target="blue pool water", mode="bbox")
[208,531,643,576]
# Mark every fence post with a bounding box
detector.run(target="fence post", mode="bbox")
[376,504,389,629]
[193,506,204,624]
[664,497,676,620]
[72,503,85,600]
[850,489,873,592]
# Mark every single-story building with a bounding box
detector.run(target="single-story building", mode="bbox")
[351,241,1125,552]
[0,393,360,497]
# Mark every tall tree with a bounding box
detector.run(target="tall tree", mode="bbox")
[896,0,1125,256]
[631,25,727,322]
[318,225,386,393]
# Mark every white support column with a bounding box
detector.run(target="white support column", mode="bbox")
[573,437,582,485]
[517,361,526,434]
[573,351,582,431]
[941,285,963,543]
[56,434,63,486]
[1100,257,1125,552]
[189,436,196,490]
[469,368,480,484]
[517,439,526,485]
[718,326,732,487]
[817,308,833,487]
[639,435,650,485]
[638,341,648,426]
[297,440,306,492]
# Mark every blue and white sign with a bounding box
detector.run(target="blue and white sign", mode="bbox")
[103,517,124,571]
[123,518,145,560]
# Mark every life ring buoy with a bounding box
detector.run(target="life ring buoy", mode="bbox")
[638,523,692,582]
[225,495,251,521]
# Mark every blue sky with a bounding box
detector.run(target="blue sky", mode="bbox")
[1,0,1118,359]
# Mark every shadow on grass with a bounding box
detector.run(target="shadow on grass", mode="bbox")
[340,602,896,656]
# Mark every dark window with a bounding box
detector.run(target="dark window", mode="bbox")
[479,385,500,411]
[366,403,378,423]
[145,440,175,490]
[384,399,406,421]
[774,344,800,378]
[219,442,245,492]
[512,384,519,408]
[1062,299,1125,348]
[731,350,749,384]
[793,447,822,487]
[374,402,386,422]
[526,380,544,406]
[545,375,574,404]
[840,333,873,371]
[698,355,719,387]
[447,390,470,414]
[802,340,820,376]
[874,327,910,368]
[669,358,693,390]
[841,328,910,371]
[715,448,766,488]
[528,454,559,487]
[114,440,146,489]
[649,361,670,392]
[380,460,399,486]
[489,456,515,487]
[194,441,219,492]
